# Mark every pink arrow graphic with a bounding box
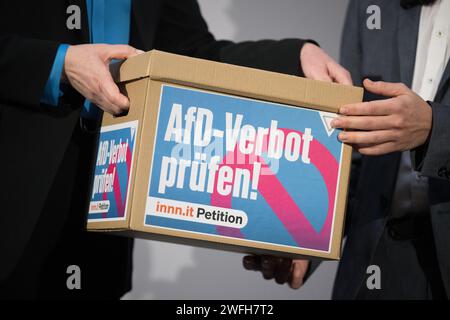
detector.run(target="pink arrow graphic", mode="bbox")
[211,128,339,251]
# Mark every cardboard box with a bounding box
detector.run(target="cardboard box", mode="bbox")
[87,50,363,259]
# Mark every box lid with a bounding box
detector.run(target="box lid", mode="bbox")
[111,50,363,113]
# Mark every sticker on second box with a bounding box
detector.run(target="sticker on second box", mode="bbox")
[88,120,138,222]
[147,197,248,229]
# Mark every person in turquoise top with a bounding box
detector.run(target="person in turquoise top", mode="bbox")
[0,0,351,299]
[42,0,134,118]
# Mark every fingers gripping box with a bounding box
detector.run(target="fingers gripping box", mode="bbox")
[87,50,363,259]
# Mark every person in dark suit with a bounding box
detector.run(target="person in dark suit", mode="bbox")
[245,0,450,300]
[0,0,351,299]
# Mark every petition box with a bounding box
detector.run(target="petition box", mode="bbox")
[87,50,363,260]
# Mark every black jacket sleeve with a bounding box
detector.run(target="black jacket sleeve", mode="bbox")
[412,101,450,180]
[154,0,306,77]
[0,34,59,108]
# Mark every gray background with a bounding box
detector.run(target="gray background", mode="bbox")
[123,0,349,300]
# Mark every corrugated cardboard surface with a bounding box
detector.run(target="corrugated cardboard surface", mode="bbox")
[112,50,362,113]
[90,50,363,259]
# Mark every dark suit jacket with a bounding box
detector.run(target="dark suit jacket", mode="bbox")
[0,0,306,294]
[334,0,450,299]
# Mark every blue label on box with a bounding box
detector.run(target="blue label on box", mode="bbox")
[145,85,344,252]
[88,121,138,222]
